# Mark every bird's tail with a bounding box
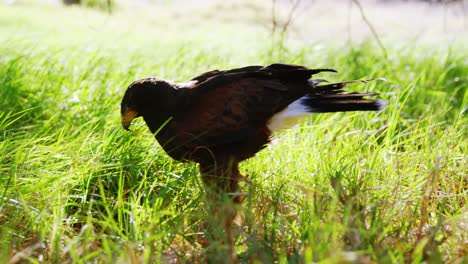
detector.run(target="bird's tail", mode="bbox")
[304,78,387,113]
[266,78,387,132]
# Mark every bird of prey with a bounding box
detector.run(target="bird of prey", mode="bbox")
[121,63,386,203]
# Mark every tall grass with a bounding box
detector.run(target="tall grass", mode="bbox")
[1,7,467,264]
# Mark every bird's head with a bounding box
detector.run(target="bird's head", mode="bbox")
[120,78,177,131]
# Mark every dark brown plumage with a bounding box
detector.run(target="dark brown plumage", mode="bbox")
[120,63,386,202]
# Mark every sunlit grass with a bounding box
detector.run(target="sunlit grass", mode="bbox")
[1,2,467,263]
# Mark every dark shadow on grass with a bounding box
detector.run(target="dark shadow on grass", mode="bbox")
[0,55,52,132]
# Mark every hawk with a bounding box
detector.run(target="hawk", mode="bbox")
[121,63,386,202]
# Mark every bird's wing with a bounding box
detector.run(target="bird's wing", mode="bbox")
[189,65,263,83]
[189,64,335,84]
[175,78,285,145]
[173,64,335,149]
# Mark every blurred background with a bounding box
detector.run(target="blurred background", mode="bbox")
[2,0,467,48]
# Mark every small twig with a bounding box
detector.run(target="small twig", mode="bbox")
[9,241,45,264]
[107,0,112,14]
[271,0,278,35]
[351,0,389,60]
[280,0,303,35]
[270,0,308,36]
[443,1,448,34]
[347,0,353,45]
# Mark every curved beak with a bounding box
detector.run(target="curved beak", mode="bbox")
[121,106,139,131]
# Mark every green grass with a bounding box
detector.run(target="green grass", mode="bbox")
[1,2,467,263]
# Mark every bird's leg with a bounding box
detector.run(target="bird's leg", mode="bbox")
[199,160,244,262]
[199,160,244,204]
